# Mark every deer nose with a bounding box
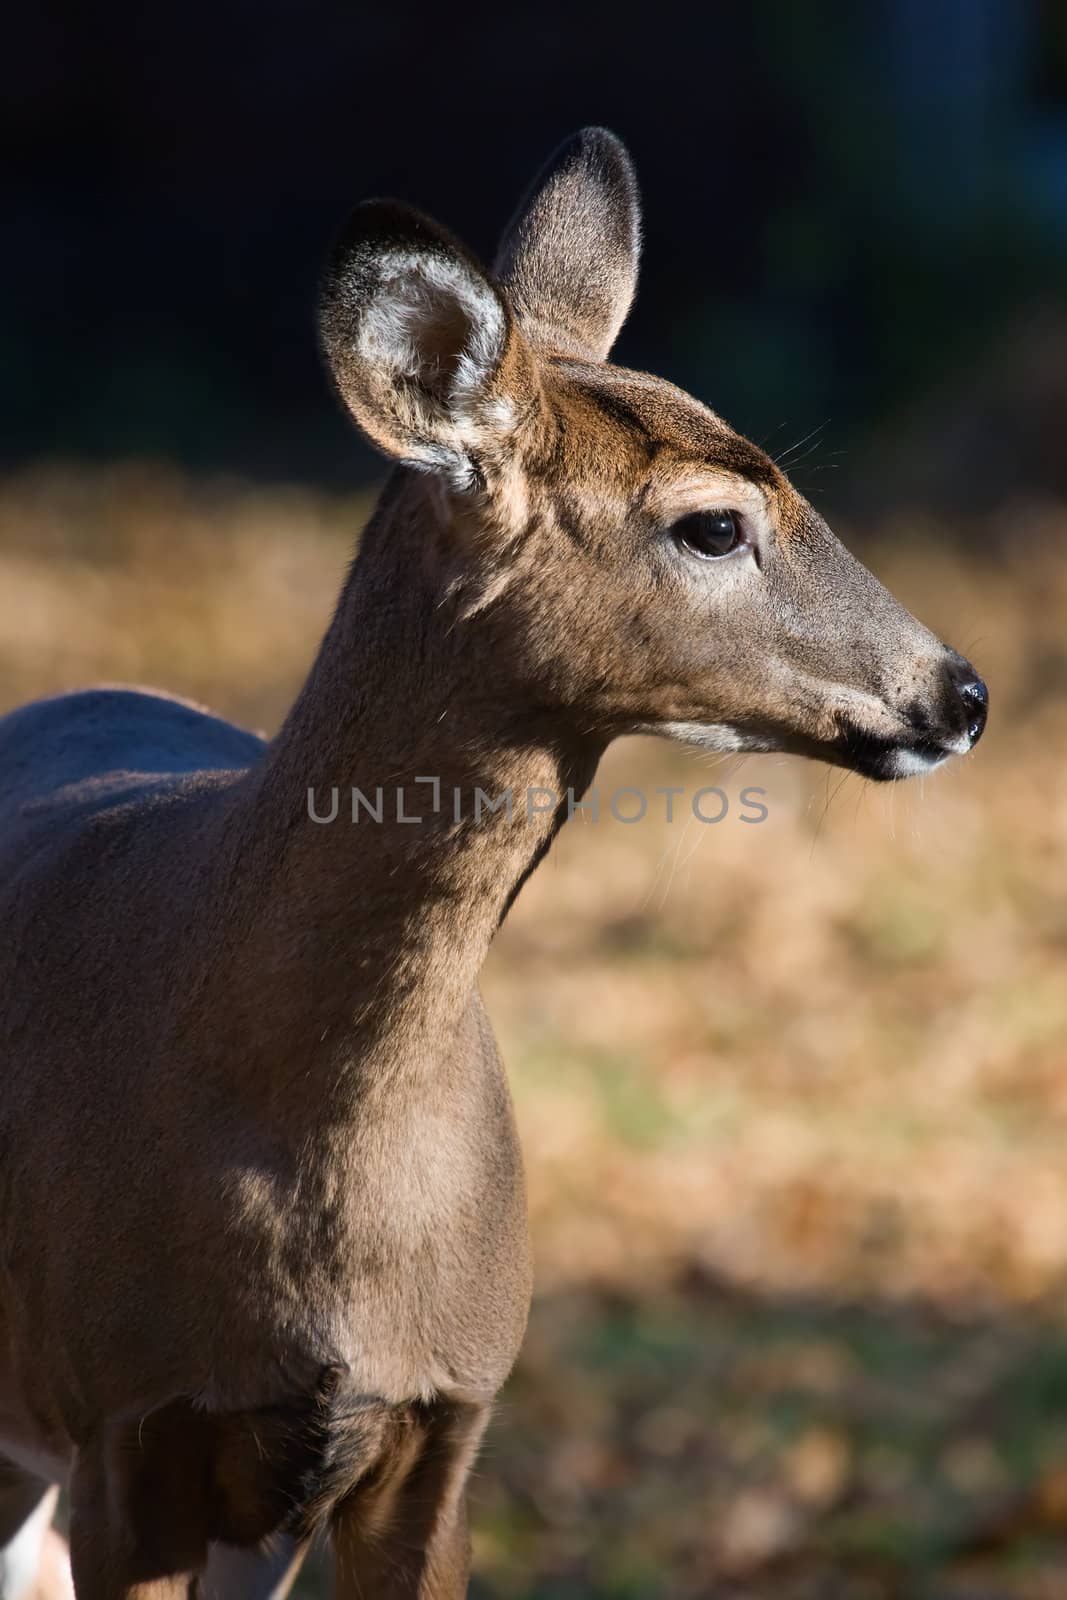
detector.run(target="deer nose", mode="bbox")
[948,665,989,747]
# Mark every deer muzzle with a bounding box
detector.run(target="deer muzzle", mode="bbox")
[835,648,989,781]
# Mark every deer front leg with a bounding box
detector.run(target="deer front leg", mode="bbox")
[68,1432,206,1600]
[67,1379,346,1599]
[332,1398,487,1600]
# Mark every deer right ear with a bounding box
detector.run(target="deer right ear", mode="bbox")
[495,127,641,362]
[319,200,512,479]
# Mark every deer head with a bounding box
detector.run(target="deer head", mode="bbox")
[318,128,987,782]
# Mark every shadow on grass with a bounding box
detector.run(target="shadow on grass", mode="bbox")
[464,1268,1067,1600]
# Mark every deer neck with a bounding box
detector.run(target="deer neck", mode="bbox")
[218,473,599,1091]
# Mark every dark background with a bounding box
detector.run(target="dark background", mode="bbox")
[5,0,1067,508]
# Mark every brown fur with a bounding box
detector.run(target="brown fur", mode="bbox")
[0,130,985,1596]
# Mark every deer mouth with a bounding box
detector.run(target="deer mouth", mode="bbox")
[833,721,964,782]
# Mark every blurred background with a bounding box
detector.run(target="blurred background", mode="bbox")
[3,2,1067,1596]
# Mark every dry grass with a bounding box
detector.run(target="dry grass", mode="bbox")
[4,463,1067,1597]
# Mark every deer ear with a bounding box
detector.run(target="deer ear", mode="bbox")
[319,200,511,478]
[494,127,641,362]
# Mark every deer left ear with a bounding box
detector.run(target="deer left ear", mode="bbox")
[319,200,512,479]
[495,127,641,362]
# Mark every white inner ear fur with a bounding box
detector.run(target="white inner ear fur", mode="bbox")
[358,251,507,481]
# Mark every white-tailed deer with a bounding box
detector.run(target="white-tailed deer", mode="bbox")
[0,128,986,1598]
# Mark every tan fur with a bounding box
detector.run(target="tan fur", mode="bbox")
[0,129,985,1596]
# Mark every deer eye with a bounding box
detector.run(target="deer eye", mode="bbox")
[672,509,743,559]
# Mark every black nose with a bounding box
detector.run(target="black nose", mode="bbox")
[953,671,989,746]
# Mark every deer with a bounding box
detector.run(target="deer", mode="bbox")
[0,127,987,1598]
